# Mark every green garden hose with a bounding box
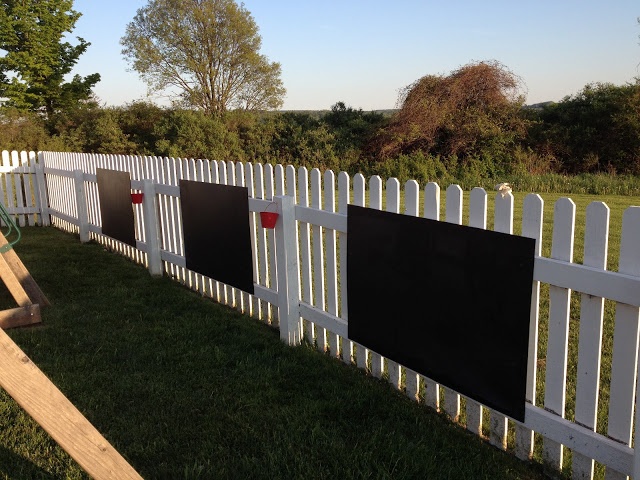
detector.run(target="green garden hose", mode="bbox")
[0,201,21,252]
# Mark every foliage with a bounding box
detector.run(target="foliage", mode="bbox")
[368,61,529,164]
[528,81,640,174]
[0,108,67,151]
[153,109,243,160]
[0,0,100,116]
[121,0,285,116]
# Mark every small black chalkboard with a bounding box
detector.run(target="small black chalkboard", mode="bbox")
[96,169,136,247]
[180,180,254,295]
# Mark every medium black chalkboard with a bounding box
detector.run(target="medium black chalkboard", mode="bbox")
[346,204,535,421]
[179,180,254,295]
[96,168,136,247]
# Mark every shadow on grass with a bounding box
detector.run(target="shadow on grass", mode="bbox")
[0,445,59,480]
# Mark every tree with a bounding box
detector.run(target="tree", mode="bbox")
[121,0,285,116]
[0,0,100,116]
[369,61,528,162]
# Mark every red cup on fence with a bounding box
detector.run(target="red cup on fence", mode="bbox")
[131,192,144,204]
[259,202,279,229]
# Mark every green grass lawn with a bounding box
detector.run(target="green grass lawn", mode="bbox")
[0,227,551,479]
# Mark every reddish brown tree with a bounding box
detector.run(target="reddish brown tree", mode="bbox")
[369,61,528,161]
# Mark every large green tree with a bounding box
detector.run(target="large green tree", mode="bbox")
[0,0,100,116]
[121,0,285,116]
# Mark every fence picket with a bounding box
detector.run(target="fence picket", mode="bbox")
[310,168,326,350]
[386,178,402,390]
[491,191,514,450]
[298,167,313,342]
[607,206,640,480]
[404,180,420,400]
[324,170,339,357]
[246,163,259,319]
[368,175,383,378]
[572,202,609,480]
[543,197,576,470]
[254,163,269,321]
[235,162,247,314]
[338,172,350,364]
[10,151,25,227]
[516,193,544,461]
[265,163,277,322]
[443,184,463,422]
[422,181,440,410]
[352,174,367,371]
[2,151,16,224]
[20,151,35,226]
[466,187,487,436]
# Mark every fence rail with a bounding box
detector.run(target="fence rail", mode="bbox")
[3,150,640,479]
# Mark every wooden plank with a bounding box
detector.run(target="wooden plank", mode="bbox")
[573,201,609,480]
[0,304,41,329]
[0,234,49,307]
[536,254,640,307]
[0,327,142,480]
[543,197,575,470]
[524,404,632,477]
[294,205,347,232]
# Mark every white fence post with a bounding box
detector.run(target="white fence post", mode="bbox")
[275,194,301,346]
[143,180,162,277]
[73,170,89,243]
[35,154,50,226]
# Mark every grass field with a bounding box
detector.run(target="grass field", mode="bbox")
[0,227,554,479]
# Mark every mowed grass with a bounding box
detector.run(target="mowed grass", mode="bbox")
[0,227,551,479]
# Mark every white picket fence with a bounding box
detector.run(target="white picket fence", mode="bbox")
[3,150,640,479]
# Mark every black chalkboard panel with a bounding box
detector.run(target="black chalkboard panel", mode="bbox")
[179,180,254,295]
[347,204,535,422]
[96,168,136,247]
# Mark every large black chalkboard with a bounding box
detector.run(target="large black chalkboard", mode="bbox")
[96,168,136,247]
[347,204,535,421]
[179,180,254,295]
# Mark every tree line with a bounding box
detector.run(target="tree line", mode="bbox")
[1,1,638,187]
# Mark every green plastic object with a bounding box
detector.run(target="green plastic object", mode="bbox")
[0,201,21,253]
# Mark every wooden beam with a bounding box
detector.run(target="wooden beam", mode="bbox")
[0,327,142,479]
[0,304,41,329]
[0,232,50,307]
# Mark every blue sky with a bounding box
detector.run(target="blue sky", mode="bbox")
[71,0,639,110]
